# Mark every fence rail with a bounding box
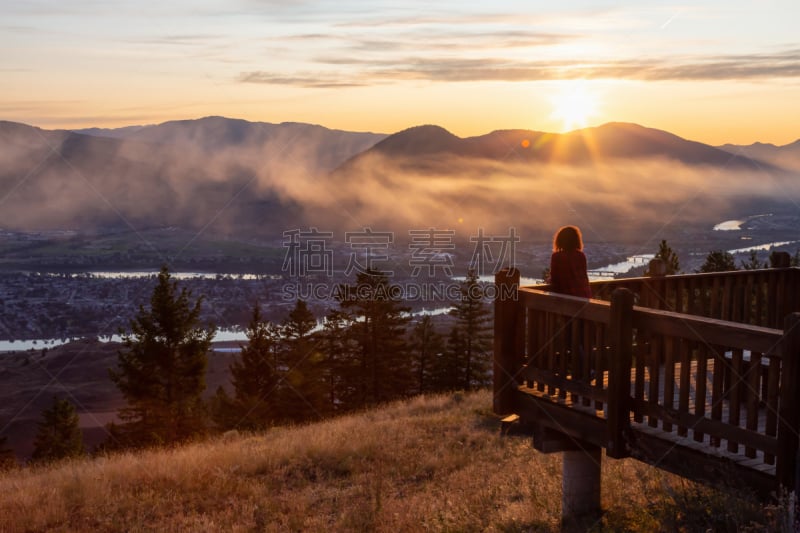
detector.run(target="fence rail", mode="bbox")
[494,265,800,495]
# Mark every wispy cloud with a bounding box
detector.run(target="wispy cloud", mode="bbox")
[238,72,367,88]
[239,47,800,87]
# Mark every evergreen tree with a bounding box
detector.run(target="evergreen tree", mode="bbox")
[209,386,240,432]
[452,270,493,390]
[0,435,17,470]
[647,239,680,275]
[109,265,216,448]
[337,269,411,408]
[699,250,737,273]
[430,327,467,392]
[741,250,766,270]
[213,304,280,431]
[409,315,444,394]
[280,300,328,421]
[30,396,84,464]
[320,309,357,412]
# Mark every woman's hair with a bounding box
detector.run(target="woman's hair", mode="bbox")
[553,225,584,252]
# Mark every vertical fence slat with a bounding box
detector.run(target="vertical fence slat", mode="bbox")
[535,310,546,392]
[693,343,708,443]
[677,339,691,438]
[745,352,762,458]
[648,334,662,428]
[594,323,606,411]
[710,276,721,319]
[710,347,725,447]
[607,288,634,459]
[727,349,743,453]
[663,337,676,433]
[582,322,593,406]
[525,307,536,389]
[764,354,780,465]
[721,276,733,321]
[633,329,647,423]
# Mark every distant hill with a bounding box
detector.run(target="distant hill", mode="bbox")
[718,139,800,171]
[340,122,776,169]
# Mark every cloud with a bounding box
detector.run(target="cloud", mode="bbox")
[238,72,367,88]
[238,47,800,87]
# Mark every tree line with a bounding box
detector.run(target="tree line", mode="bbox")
[15,265,491,463]
[646,240,800,276]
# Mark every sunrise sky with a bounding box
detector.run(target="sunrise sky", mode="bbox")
[2,1,798,145]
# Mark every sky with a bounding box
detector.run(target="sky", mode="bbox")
[1,0,799,145]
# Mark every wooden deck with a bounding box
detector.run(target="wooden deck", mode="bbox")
[494,264,800,497]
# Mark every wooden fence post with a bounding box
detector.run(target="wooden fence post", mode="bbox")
[606,288,634,458]
[494,268,521,415]
[770,251,791,269]
[777,313,800,490]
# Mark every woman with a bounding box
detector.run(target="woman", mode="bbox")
[549,225,592,381]
[549,225,591,298]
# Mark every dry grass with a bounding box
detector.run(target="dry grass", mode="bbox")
[0,390,789,532]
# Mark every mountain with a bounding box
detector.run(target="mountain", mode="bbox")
[718,139,800,171]
[0,117,796,245]
[73,115,388,171]
[0,118,386,233]
[341,122,776,169]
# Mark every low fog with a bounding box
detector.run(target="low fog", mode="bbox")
[0,121,797,245]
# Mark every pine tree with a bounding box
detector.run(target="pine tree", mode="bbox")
[430,327,467,392]
[741,250,766,270]
[30,396,84,464]
[109,265,216,448]
[647,239,680,275]
[409,315,444,394]
[337,269,411,408]
[0,435,17,470]
[281,300,328,421]
[320,308,357,412]
[213,304,280,430]
[452,270,493,390]
[699,250,737,273]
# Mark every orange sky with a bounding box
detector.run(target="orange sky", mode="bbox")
[2,2,799,146]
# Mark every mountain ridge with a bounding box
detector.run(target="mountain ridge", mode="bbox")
[341,121,780,170]
[0,116,796,241]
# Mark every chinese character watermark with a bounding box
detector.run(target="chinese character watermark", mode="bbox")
[469,227,519,276]
[282,228,334,276]
[408,228,455,276]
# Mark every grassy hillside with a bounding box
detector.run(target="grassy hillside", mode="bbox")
[0,390,788,532]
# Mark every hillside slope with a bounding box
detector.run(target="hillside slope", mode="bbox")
[0,390,781,532]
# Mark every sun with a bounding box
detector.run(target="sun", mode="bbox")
[549,81,599,132]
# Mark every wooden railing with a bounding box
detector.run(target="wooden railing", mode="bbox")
[494,266,800,495]
[591,268,800,328]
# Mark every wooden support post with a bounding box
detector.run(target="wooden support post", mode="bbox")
[607,288,634,459]
[494,268,521,415]
[562,447,602,530]
[777,313,800,490]
[770,251,791,269]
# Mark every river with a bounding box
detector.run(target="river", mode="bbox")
[2,230,797,352]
